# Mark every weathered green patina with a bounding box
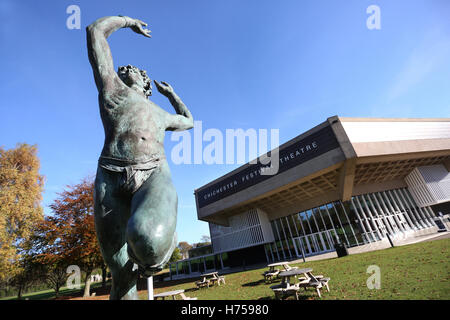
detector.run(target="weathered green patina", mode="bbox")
[86,16,193,300]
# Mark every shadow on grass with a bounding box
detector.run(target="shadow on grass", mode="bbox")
[242,279,267,287]
[256,285,322,301]
[13,287,81,300]
[257,296,273,300]
[242,278,281,287]
[141,275,198,290]
[242,279,265,287]
[257,292,317,301]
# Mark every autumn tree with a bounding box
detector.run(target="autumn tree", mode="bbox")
[31,177,103,298]
[0,144,44,287]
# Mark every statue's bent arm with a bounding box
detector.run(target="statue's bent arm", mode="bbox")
[86,16,149,92]
[165,92,194,131]
[153,80,193,131]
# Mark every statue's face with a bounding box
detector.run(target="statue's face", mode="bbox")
[118,65,152,97]
[118,65,145,89]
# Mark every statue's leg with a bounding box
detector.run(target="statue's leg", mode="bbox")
[126,161,178,276]
[94,166,139,300]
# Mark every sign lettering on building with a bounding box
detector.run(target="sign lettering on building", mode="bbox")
[196,125,340,208]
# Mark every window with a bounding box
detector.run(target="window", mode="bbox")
[304,210,317,234]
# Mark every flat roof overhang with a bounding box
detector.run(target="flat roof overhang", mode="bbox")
[194,117,450,226]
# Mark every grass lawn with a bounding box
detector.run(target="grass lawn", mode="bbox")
[2,238,448,300]
[0,280,106,301]
[140,238,450,300]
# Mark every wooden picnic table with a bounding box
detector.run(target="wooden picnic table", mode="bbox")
[202,271,225,286]
[270,268,313,300]
[196,271,225,288]
[272,268,330,299]
[279,268,312,277]
[267,261,289,268]
[202,271,219,277]
[154,289,185,300]
[267,262,298,271]
[279,268,313,286]
[263,262,299,283]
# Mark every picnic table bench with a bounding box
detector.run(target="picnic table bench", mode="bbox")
[271,268,331,299]
[154,289,197,300]
[263,262,298,283]
[196,271,226,289]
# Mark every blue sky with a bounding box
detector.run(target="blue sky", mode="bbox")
[1,0,449,244]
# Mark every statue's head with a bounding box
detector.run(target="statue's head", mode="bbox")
[118,64,152,97]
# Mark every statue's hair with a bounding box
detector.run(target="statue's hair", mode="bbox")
[118,64,152,97]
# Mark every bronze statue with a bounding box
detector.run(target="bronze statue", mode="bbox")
[86,15,193,300]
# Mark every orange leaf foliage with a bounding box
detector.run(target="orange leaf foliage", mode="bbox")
[33,177,103,272]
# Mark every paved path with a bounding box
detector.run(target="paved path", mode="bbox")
[289,230,450,265]
[420,232,450,242]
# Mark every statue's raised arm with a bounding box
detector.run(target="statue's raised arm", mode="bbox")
[86,16,151,92]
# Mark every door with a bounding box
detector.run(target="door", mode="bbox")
[388,216,400,234]
[396,213,409,231]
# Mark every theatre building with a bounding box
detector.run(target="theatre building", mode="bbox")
[169,116,450,279]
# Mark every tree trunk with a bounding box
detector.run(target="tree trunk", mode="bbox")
[83,270,92,297]
[102,265,107,289]
[55,285,60,298]
[17,285,23,300]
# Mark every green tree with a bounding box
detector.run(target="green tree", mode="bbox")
[164,247,182,269]
[0,144,44,284]
[200,235,211,244]
[10,249,46,299]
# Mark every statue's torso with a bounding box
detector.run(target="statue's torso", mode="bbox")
[99,86,167,162]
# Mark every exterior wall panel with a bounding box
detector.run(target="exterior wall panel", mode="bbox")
[405,165,450,207]
[210,208,274,254]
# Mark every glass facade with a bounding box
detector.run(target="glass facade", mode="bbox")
[267,201,352,261]
[169,252,226,279]
[168,247,264,279]
[170,187,439,277]
[266,187,437,262]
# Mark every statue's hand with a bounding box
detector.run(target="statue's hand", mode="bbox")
[154,80,174,97]
[129,18,151,38]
